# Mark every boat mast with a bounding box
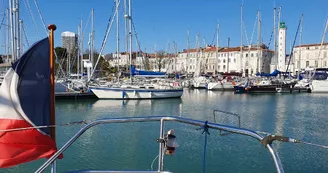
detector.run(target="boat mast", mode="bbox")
[174,41,178,74]
[9,0,16,61]
[215,23,219,74]
[298,14,303,79]
[15,0,20,59]
[116,0,120,74]
[80,18,84,77]
[203,37,206,74]
[195,33,199,77]
[5,8,9,63]
[227,37,230,73]
[257,10,261,73]
[187,28,190,74]
[77,23,80,78]
[124,0,128,72]
[18,19,22,57]
[128,0,133,82]
[91,9,95,68]
[240,1,244,77]
[273,5,277,70]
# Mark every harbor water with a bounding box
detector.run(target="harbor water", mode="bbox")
[2,90,328,173]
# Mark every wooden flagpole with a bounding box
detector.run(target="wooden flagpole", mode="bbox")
[48,24,57,141]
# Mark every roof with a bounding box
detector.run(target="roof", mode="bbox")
[180,45,273,53]
[294,42,328,48]
[61,31,76,37]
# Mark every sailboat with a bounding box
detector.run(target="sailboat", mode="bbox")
[310,19,328,93]
[88,1,183,99]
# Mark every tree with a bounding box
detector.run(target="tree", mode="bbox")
[156,50,166,72]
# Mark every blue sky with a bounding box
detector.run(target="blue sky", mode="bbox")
[0,0,327,55]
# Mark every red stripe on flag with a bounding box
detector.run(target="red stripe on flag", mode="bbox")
[0,119,61,168]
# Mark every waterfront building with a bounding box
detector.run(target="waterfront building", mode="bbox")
[61,31,78,54]
[293,43,328,72]
[106,45,274,76]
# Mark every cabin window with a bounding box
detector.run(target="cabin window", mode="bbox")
[306,61,309,67]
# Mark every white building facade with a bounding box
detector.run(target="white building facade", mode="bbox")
[61,31,78,54]
[105,45,274,76]
[293,43,328,72]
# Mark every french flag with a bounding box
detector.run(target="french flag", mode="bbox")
[0,37,59,168]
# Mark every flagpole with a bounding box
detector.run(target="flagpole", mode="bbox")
[48,24,57,140]
[48,24,57,173]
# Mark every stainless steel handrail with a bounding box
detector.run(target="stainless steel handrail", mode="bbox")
[35,116,284,173]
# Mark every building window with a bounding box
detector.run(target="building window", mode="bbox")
[228,58,231,62]
[246,54,248,57]
[212,65,214,69]
[234,58,236,63]
[223,65,226,70]
[218,65,220,70]
[251,53,253,57]
[324,61,327,67]
[306,61,309,67]
[218,59,221,63]
[315,60,318,67]
[223,59,226,63]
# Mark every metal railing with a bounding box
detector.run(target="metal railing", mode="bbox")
[35,116,284,173]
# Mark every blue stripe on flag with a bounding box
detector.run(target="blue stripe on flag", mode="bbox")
[12,37,51,134]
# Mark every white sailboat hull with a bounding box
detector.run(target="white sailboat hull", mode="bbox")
[206,82,235,91]
[311,80,328,93]
[90,87,183,99]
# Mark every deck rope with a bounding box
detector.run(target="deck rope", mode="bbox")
[197,121,210,173]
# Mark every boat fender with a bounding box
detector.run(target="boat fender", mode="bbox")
[165,129,179,155]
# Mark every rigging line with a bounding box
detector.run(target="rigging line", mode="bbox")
[210,27,217,46]
[0,120,88,132]
[83,11,92,35]
[150,155,159,171]
[243,21,250,46]
[260,29,274,72]
[22,22,30,47]
[0,9,5,30]
[89,0,119,81]
[286,15,303,73]
[131,19,147,69]
[33,0,66,80]
[23,0,39,35]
